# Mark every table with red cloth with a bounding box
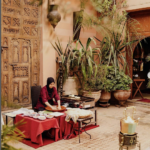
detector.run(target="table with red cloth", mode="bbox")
[15,113,99,148]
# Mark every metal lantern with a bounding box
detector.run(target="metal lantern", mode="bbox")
[47,0,61,29]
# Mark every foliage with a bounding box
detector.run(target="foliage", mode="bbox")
[83,65,107,92]
[113,70,133,90]
[51,38,74,89]
[73,37,100,80]
[1,120,26,150]
[102,66,117,92]
[95,24,138,73]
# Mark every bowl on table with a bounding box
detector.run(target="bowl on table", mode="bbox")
[33,116,38,119]
[45,105,66,112]
[46,115,53,119]
[23,112,29,116]
[38,116,46,120]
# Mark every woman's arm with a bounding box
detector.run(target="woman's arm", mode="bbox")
[57,100,61,110]
[45,102,55,110]
[53,87,61,109]
[41,87,55,110]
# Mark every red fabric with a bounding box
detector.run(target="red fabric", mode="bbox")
[137,99,150,103]
[21,124,99,149]
[36,86,60,110]
[15,115,60,146]
[15,114,99,149]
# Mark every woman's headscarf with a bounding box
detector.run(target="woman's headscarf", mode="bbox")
[46,77,55,98]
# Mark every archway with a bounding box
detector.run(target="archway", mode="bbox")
[132,37,150,99]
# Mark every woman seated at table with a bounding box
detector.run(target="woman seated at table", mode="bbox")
[36,77,61,111]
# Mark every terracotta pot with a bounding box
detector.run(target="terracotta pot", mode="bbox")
[99,90,111,102]
[114,89,131,106]
[63,77,78,95]
[82,90,101,103]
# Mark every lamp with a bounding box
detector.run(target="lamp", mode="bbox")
[47,0,61,29]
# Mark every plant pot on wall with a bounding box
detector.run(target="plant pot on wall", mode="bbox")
[73,10,83,41]
[63,77,78,95]
[114,89,131,106]
[47,4,61,29]
[82,90,101,103]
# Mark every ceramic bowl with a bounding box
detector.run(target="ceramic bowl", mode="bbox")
[38,116,46,120]
[46,115,53,119]
[33,116,38,119]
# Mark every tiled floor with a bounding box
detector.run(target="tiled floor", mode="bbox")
[5,102,150,150]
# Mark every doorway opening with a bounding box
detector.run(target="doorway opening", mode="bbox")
[132,37,150,100]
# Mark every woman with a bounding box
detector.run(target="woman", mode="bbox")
[36,77,61,111]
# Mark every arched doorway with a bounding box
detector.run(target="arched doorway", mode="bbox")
[132,37,150,99]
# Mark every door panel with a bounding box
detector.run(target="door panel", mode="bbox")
[10,38,31,104]
[1,0,41,106]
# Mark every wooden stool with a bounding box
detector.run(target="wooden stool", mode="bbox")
[132,79,145,99]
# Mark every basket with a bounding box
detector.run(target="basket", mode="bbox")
[78,114,92,119]
[45,105,66,112]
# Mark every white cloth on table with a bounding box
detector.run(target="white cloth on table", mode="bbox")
[65,108,93,123]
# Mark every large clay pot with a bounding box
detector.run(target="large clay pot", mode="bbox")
[114,89,131,106]
[99,90,111,102]
[63,77,78,95]
[83,90,101,103]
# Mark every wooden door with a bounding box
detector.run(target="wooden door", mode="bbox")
[1,0,41,106]
[9,38,31,104]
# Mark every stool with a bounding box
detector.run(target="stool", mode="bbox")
[65,117,93,143]
[132,79,145,99]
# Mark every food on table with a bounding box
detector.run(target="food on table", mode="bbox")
[28,110,34,114]
[23,112,29,116]
[33,116,38,119]
[46,115,53,119]
[45,105,66,112]
[38,116,46,120]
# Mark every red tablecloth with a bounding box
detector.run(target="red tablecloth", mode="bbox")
[15,115,60,146]
[15,113,99,148]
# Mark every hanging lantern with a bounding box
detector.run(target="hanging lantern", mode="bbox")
[47,0,61,29]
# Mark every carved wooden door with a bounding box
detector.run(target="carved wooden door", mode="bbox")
[1,0,40,106]
[9,38,31,104]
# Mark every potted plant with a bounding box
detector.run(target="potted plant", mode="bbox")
[82,65,105,103]
[113,70,133,106]
[51,38,79,96]
[99,66,117,105]
[71,37,101,101]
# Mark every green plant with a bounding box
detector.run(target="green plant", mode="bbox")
[51,38,74,88]
[1,120,26,150]
[102,66,117,92]
[113,70,133,90]
[83,65,107,92]
[73,37,100,80]
[94,24,139,73]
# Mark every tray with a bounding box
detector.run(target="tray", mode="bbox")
[78,114,92,119]
[45,105,66,112]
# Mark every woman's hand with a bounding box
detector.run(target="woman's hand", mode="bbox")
[50,106,56,110]
[57,105,61,110]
